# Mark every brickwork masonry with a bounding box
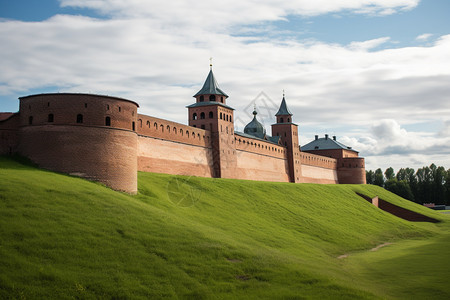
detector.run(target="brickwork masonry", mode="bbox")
[0,92,366,192]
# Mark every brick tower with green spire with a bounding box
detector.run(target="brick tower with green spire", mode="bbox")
[271,94,302,183]
[187,64,236,178]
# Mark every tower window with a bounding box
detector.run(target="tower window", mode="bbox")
[287,118,290,122]
[76,114,83,123]
[200,95,204,102]
[28,116,33,125]
[132,122,135,131]
[48,114,54,122]
[105,116,111,126]
[280,117,284,123]
[193,113,198,120]
[221,97,224,103]
[200,112,205,119]
[84,103,88,108]
[209,95,216,101]
[118,107,121,112]
[209,111,213,118]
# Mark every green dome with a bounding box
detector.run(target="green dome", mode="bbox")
[244,110,266,139]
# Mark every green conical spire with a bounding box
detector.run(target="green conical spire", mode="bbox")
[275,96,292,116]
[194,69,228,97]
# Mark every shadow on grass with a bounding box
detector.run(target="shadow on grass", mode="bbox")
[0,155,38,170]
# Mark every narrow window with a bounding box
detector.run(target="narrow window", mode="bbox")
[107,104,110,110]
[200,95,204,102]
[139,119,142,127]
[280,117,284,123]
[220,112,223,119]
[209,95,216,101]
[167,125,170,132]
[226,115,229,121]
[28,116,33,125]
[201,124,205,129]
[287,117,290,122]
[209,111,213,118]
[84,103,88,108]
[119,107,121,112]
[77,114,83,123]
[230,116,232,122]
[200,112,205,119]
[193,113,197,120]
[48,114,54,122]
[132,122,135,131]
[105,116,111,126]
[47,102,50,107]
[221,97,224,103]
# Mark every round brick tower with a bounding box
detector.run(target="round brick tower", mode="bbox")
[18,93,139,193]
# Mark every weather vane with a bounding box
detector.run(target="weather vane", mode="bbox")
[210,57,213,69]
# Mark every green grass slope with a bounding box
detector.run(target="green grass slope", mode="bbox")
[0,156,449,299]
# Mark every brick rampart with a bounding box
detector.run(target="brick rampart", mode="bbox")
[0,113,19,155]
[19,125,138,193]
[137,114,211,148]
[137,135,214,177]
[235,150,290,182]
[337,157,366,184]
[235,133,285,159]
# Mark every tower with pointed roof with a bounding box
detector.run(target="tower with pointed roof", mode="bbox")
[187,64,236,178]
[271,94,302,183]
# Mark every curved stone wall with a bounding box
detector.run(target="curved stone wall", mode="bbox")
[18,94,138,193]
[337,157,366,184]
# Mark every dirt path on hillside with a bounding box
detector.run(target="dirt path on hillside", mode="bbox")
[337,242,392,259]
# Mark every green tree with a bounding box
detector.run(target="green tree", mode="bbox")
[396,168,407,181]
[366,170,374,184]
[416,166,433,204]
[445,169,450,205]
[374,168,384,187]
[384,179,415,201]
[385,167,395,180]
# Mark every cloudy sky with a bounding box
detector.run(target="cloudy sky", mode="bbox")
[1,0,449,171]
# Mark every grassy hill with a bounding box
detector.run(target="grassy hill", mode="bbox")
[0,156,449,299]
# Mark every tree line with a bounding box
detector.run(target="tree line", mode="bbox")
[366,164,450,205]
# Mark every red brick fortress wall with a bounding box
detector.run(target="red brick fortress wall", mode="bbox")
[136,114,214,177]
[337,157,366,184]
[234,133,289,182]
[0,113,19,155]
[300,152,338,184]
[17,94,139,193]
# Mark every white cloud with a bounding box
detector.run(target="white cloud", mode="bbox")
[0,0,449,171]
[348,37,391,51]
[339,119,450,170]
[59,0,420,24]
[416,33,433,41]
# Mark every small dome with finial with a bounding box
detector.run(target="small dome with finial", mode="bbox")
[244,109,266,139]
